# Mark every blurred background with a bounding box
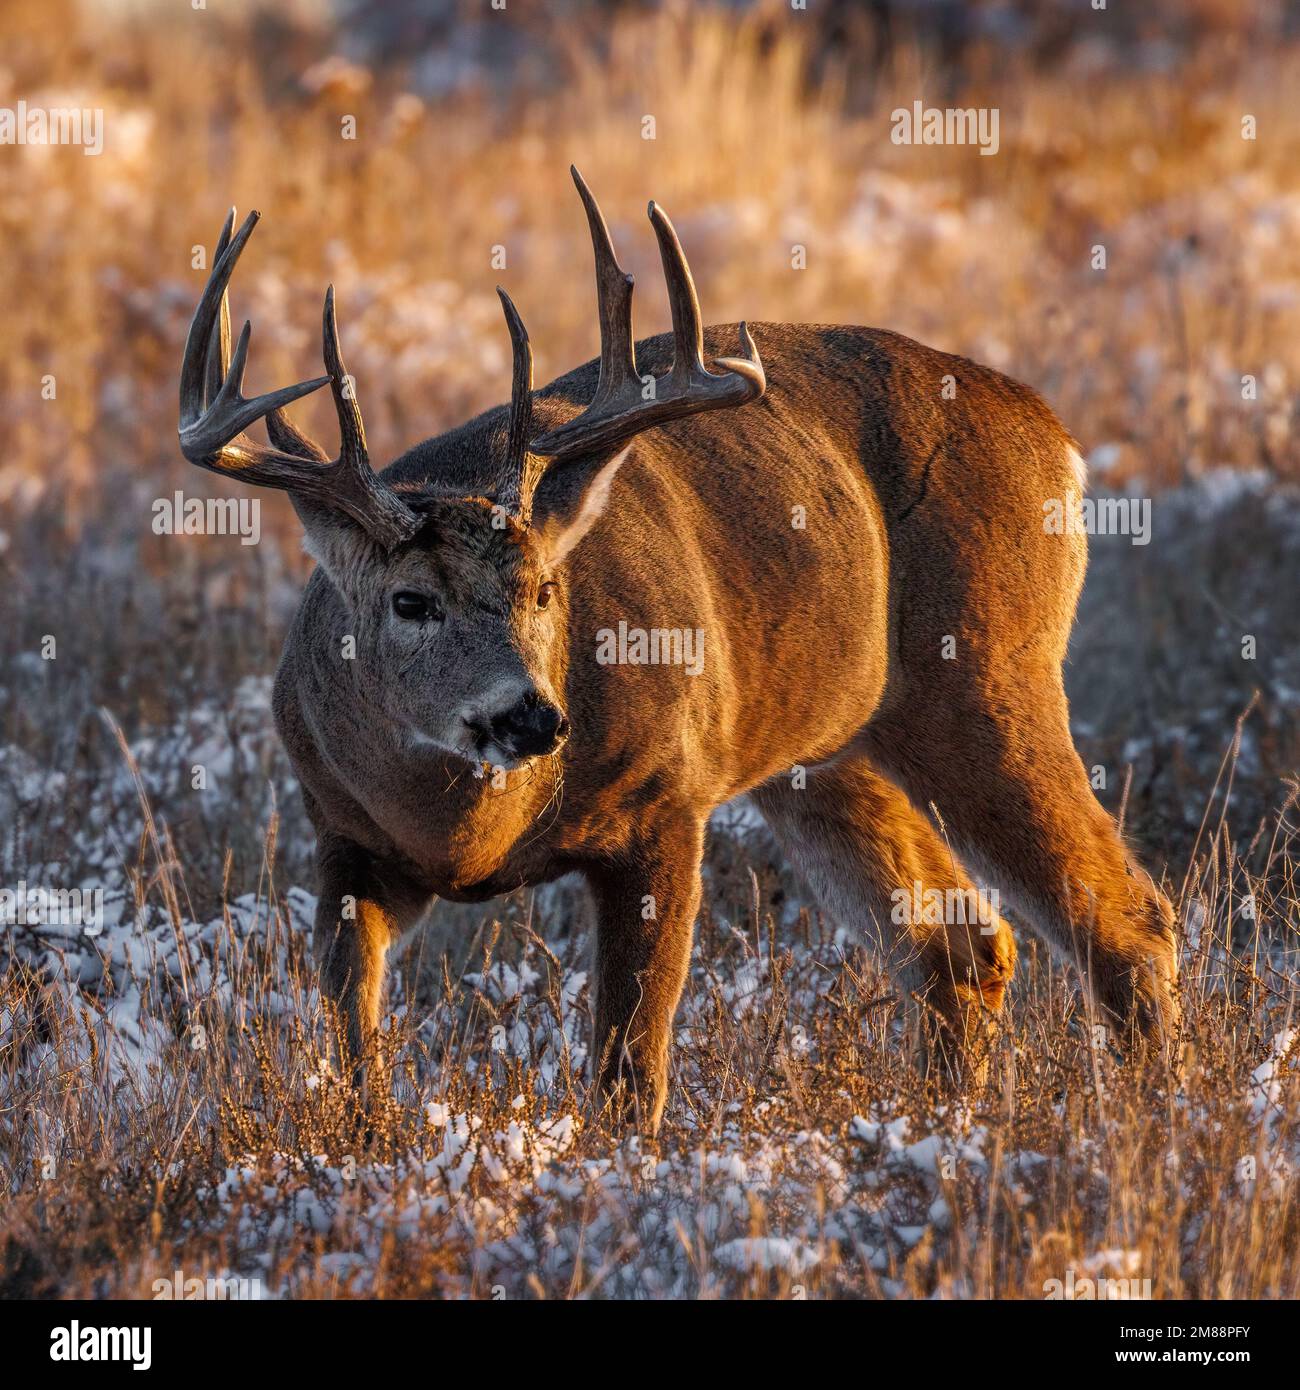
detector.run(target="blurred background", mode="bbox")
[3,0,1298,496]
[1,0,1298,897]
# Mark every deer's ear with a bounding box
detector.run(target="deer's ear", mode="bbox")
[264,412,387,601]
[533,444,631,564]
[294,498,382,602]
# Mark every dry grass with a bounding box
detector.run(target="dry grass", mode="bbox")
[1,0,1298,1299]
[2,776,1297,1299]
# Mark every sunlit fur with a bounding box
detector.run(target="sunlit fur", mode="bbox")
[270,323,1179,1131]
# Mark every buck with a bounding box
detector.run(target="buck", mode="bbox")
[178,168,1179,1131]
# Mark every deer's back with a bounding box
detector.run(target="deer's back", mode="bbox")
[389,319,1078,567]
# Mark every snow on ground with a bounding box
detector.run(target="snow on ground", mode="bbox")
[2,470,1299,1296]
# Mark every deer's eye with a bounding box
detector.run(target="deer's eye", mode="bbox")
[392,591,441,622]
[537,581,558,611]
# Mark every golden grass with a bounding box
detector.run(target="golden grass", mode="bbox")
[1,0,1297,523]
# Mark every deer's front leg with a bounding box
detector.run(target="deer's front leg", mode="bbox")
[312,834,430,1092]
[586,818,705,1134]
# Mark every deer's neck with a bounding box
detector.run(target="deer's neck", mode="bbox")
[312,683,559,892]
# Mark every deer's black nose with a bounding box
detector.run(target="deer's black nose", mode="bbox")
[490,691,568,757]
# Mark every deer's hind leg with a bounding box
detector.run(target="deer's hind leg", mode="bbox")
[753,758,1015,1083]
[860,658,1179,1054]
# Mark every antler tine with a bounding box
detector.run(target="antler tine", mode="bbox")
[178,212,421,550]
[569,165,637,407]
[201,208,235,409]
[712,322,766,383]
[322,285,367,470]
[643,203,765,397]
[180,210,330,452]
[529,178,766,462]
[649,199,766,397]
[314,284,424,546]
[495,286,535,518]
[646,201,705,388]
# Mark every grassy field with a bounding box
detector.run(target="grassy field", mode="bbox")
[1,0,1298,1298]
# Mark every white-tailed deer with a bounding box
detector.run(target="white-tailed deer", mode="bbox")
[178,168,1178,1131]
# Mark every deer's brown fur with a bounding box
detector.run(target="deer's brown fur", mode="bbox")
[181,189,1178,1134]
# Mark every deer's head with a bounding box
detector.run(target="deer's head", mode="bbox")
[178,169,764,769]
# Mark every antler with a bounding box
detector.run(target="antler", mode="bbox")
[493,285,536,521]
[528,166,766,462]
[178,209,422,550]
